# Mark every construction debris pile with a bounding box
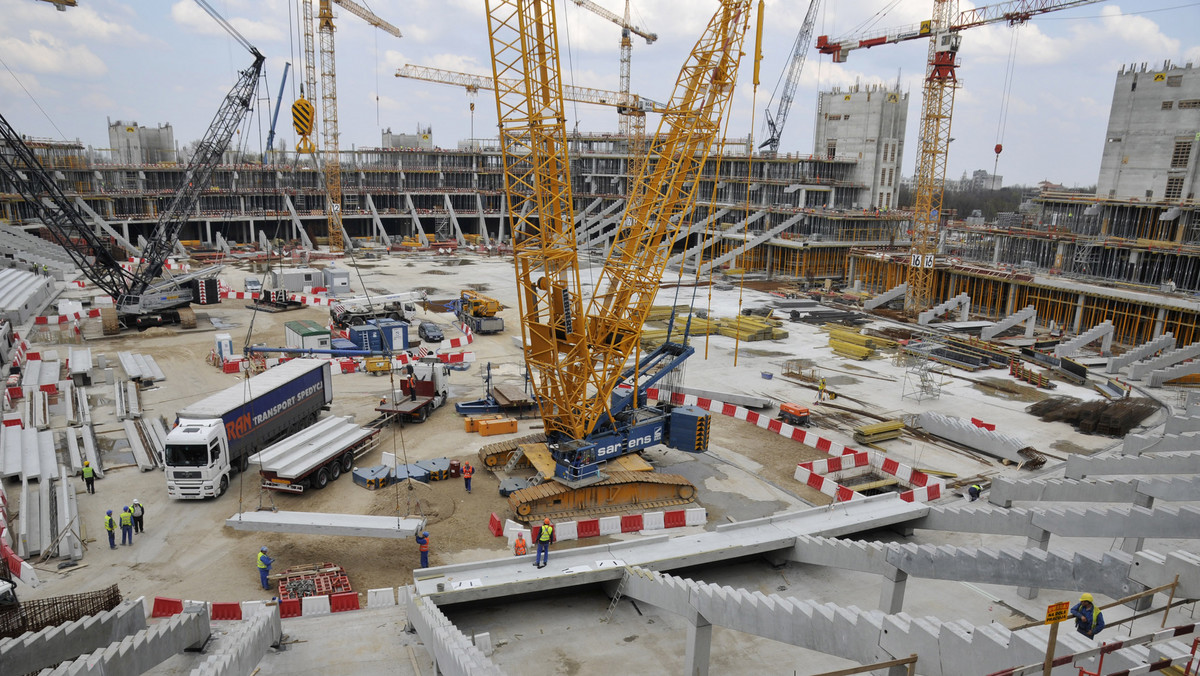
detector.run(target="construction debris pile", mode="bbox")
[1026,396,1158,437]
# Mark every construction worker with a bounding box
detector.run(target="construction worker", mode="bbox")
[514,532,527,556]
[119,506,133,545]
[416,531,430,568]
[534,518,554,569]
[407,371,417,402]
[131,499,145,533]
[818,377,827,401]
[104,509,116,549]
[257,546,274,590]
[82,461,95,494]
[463,462,473,494]
[1070,593,1106,639]
[379,396,387,408]
[968,484,982,502]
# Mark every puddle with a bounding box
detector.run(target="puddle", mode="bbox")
[209,317,237,329]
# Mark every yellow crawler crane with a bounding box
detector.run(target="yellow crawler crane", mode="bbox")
[483,0,754,522]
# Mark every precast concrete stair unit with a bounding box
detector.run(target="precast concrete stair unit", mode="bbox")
[980,304,1036,341]
[695,212,806,275]
[612,566,1194,676]
[1064,449,1200,480]
[917,293,969,325]
[1128,340,1200,380]
[42,606,211,675]
[989,475,1200,507]
[864,283,907,311]
[0,599,146,675]
[1148,360,1200,387]
[1054,319,1113,357]
[1107,332,1174,373]
[909,501,1200,540]
[917,411,1026,463]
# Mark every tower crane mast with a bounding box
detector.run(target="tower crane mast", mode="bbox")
[484,0,753,520]
[760,0,820,155]
[815,0,1102,314]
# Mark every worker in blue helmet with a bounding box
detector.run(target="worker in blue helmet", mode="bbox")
[104,510,116,549]
[256,546,274,591]
[416,531,430,568]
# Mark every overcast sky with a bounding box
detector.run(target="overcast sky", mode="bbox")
[2,0,1198,188]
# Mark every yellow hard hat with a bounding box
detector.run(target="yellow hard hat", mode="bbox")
[1080,593,1093,603]
[84,460,90,466]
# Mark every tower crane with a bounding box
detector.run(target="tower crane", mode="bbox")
[298,0,401,252]
[759,0,820,155]
[394,64,665,116]
[0,0,263,330]
[482,0,754,522]
[815,0,1102,314]
[568,0,656,177]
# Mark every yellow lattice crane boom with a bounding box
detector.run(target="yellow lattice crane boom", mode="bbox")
[299,0,401,252]
[815,0,1102,314]
[485,0,753,495]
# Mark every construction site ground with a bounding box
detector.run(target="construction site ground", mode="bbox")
[14,251,1188,674]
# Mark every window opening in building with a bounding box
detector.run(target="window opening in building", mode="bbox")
[1171,140,1193,169]
[1165,177,1184,201]
[1166,75,1183,87]
[1163,100,1174,110]
[1180,100,1200,109]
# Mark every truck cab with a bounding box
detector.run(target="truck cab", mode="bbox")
[164,419,240,499]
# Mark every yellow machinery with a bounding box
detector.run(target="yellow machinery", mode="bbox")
[459,290,501,317]
[482,0,755,521]
[815,0,1101,314]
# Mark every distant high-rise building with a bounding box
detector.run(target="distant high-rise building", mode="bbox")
[813,83,909,209]
[1097,61,1200,202]
[969,169,1002,191]
[107,119,175,164]
[382,125,433,150]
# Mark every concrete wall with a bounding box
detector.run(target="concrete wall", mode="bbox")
[813,84,909,210]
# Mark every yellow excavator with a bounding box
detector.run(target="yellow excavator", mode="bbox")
[479,0,756,522]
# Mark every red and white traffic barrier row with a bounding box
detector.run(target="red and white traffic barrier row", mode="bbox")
[437,351,474,364]
[33,308,103,325]
[220,291,260,301]
[493,507,707,548]
[291,293,333,306]
[638,387,943,504]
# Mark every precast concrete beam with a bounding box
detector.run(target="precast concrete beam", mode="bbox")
[225,511,424,538]
[1064,450,1200,480]
[44,607,210,676]
[787,534,893,575]
[1030,504,1200,539]
[905,503,1041,537]
[1124,431,1200,455]
[1129,550,1200,598]
[0,599,146,675]
[1107,333,1174,373]
[989,476,1139,507]
[189,605,282,676]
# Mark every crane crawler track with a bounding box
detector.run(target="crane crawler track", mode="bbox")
[508,470,697,523]
[478,433,546,469]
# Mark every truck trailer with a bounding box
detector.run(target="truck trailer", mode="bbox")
[376,359,450,423]
[164,359,332,499]
[251,416,378,493]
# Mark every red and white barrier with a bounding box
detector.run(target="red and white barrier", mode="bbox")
[437,351,475,364]
[220,291,261,301]
[500,507,707,548]
[33,308,103,326]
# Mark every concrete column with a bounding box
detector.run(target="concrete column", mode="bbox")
[1120,492,1154,554]
[992,239,1002,265]
[847,257,857,286]
[685,609,713,676]
[1018,528,1051,599]
[1154,307,1166,338]
[1072,293,1086,336]
[1055,241,1068,270]
[878,566,908,614]
[1006,282,1018,316]
[205,220,212,244]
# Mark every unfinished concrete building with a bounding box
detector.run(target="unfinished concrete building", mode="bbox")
[813,83,909,210]
[106,119,176,165]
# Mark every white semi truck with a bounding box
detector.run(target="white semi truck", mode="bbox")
[164,359,332,499]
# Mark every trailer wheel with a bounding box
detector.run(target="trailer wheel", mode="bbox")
[329,460,342,481]
[237,453,249,473]
[218,475,229,497]
[415,405,429,423]
[313,467,329,490]
[341,452,354,473]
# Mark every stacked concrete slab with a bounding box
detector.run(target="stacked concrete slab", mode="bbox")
[917,411,1027,463]
[1054,319,1113,357]
[0,599,146,675]
[41,606,211,675]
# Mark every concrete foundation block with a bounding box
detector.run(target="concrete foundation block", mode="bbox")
[301,595,330,616]
[367,588,396,608]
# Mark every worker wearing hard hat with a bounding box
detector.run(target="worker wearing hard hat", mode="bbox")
[119,507,134,546]
[256,546,274,590]
[534,518,554,569]
[514,532,527,557]
[1070,593,1106,639]
[131,499,145,534]
[82,461,96,494]
[415,531,430,568]
[104,509,116,549]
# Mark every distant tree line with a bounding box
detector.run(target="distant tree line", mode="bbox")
[896,184,1097,222]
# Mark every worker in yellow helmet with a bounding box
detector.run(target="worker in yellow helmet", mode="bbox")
[1070,593,1105,639]
[82,460,95,494]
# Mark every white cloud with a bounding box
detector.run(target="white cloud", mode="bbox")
[0,29,107,76]
[0,70,50,99]
[0,0,149,44]
[1095,5,1180,54]
[170,1,284,44]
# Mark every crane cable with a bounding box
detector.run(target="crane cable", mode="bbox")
[992,26,1020,183]
[731,0,765,368]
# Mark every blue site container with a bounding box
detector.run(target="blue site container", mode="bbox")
[370,318,409,351]
[347,324,383,352]
[331,337,357,352]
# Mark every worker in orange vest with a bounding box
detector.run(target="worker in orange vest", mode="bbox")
[463,463,473,494]
[514,532,527,556]
[415,530,430,568]
[406,372,417,402]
